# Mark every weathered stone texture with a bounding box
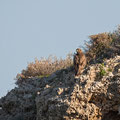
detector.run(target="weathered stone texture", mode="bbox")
[0,56,120,120]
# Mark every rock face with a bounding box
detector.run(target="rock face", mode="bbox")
[0,56,120,120]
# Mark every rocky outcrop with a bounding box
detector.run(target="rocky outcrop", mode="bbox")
[0,75,52,120]
[66,56,120,120]
[0,56,120,120]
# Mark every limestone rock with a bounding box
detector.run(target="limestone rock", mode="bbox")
[0,56,120,120]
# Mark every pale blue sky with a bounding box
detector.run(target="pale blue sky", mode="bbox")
[0,0,120,98]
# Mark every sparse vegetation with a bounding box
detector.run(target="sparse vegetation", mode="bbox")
[98,62,114,78]
[16,53,73,83]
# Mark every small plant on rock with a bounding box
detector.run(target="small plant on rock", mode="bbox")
[99,65,107,77]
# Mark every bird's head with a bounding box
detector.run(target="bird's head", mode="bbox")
[76,48,82,53]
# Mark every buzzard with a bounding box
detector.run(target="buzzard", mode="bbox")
[74,48,86,76]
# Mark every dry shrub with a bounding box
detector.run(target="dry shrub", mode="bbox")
[85,33,112,63]
[85,26,120,64]
[110,25,120,47]
[16,53,73,81]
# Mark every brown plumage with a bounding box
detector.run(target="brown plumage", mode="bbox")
[73,48,87,76]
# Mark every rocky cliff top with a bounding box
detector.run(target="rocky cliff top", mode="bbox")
[0,55,120,120]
